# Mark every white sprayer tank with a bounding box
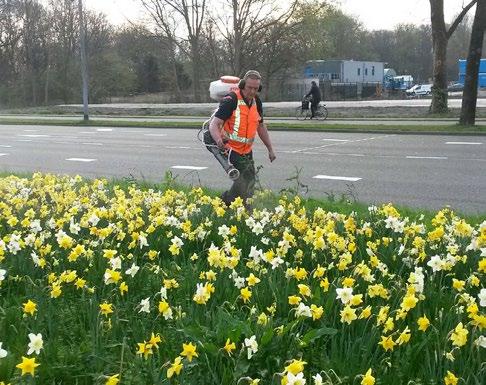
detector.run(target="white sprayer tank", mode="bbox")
[209,76,240,101]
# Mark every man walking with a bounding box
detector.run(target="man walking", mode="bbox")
[209,70,276,208]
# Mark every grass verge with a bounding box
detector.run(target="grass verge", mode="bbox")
[0,117,485,134]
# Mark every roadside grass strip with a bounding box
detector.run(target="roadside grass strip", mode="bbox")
[0,173,485,384]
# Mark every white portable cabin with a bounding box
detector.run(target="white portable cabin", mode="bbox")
[341,61,384,83]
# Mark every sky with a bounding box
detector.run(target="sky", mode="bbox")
[83,0,470,31]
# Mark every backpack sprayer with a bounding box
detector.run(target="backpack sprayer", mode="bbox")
[198,76,241,181]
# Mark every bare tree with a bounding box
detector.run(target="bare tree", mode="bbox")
[459,0,486,125]
[49,0,79,103]
[429,0,477,114]
[140,0,207,102]
[212,0,298,76]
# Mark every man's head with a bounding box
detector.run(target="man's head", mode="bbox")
[239,70,262,99]
[311,80,317,86]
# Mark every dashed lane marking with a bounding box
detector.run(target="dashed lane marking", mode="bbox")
[82,142,103,146]
[313,175,362,182]
[18,134,49,138]
[171,166,208,170]
[66,158,97,162]
[0,145,12,148]
[446,141,482,145]
[144,133,167,137]
[292,134,395,153]
[406,156,448,160]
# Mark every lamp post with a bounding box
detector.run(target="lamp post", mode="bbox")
[78,0,89,121]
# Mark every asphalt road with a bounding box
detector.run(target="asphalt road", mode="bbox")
[1,124,485,215]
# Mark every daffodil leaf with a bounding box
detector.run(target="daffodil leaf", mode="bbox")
[301,327,337,345]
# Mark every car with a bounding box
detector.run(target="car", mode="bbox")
[405,84,420,96]
[413,84,432,96]
[405,84,432,97]
[447,82,464,92]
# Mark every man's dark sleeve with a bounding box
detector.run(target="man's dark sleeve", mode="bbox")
[256,97,264,123]
[214,92,237,121]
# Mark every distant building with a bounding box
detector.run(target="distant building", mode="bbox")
[458,59,486,87]
[304,60,384,84]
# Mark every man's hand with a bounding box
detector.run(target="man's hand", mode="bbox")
[268,149,276,162]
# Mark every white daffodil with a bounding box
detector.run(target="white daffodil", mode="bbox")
[125,263,140,278]
[110,257,122,270]
[27,333,43,355]
[427,255,444,272]
[217,225,230,237]
[0,342,7,358]
[138,297,150,313]
[244,335,258,359]
[0,269,6,282]
[479,288,486,307]
[138,233,149,248]
[474,335,486,348]
[295,303,312,318]
[248,246,263,263]
[336,287,353,304]
[287,371,306,385]
[69,218,81,234]
[312,373,323,385]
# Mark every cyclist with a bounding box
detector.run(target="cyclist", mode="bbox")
[305,80,321,119]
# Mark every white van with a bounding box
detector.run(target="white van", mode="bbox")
[407,84,432,97]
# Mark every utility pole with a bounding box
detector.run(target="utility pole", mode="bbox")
[78,0,89,121]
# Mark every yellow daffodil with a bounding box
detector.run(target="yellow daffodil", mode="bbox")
[16,356,40,376]
[23,300,37,316]
[240,287,252,303]
[99,302,113,317]
[224,338,236,356]
[167,356,183,378]
[378,336,395,351]
[105,374,120,385]
[450,322,468,347]
[180,342,198,362]
[444,370,459,385]
[361,368,375,385]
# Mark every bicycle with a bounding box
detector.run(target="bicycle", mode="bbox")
[295,97,328,120]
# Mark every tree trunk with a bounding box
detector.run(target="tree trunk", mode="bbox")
[429,0,449,114]
[191,39,201,102]
[459,0,486,125]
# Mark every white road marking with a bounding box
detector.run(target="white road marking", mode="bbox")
[166,146,191,149]
[293,134,395,153]
[96,128,113,132]
[446,141,482,145]
[78,131,97,134]
[406,156,448,160]
[0,153,8,156]
[144,133,167,137]
[23,129,39,132]
[0,145,12,148]
[313,175,362,182]
[172,165,208,170]
[321,138,350,142]
[15,139,32,142]
[66,158,97,162]
[18,134,49,138]
[82,142,103,146]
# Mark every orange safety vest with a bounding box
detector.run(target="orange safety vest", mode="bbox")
[222,89,260,154]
